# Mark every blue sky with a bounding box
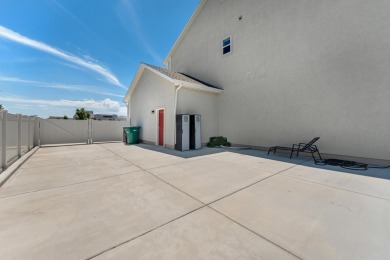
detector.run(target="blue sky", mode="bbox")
[0,0,199,118]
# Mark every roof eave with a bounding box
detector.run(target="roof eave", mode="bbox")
[123,63,148,103]
[123,63,222,103]
[163,0,207,66]
[124,63,177,102]
[177,80,223,94]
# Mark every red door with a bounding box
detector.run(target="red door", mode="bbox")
[158,110,164,146]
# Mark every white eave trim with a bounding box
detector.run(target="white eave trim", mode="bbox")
[175,80,223,94]
[123,63,222,103]
[163,0,207,66]
[123,63,175,103]
[123,64,144,103]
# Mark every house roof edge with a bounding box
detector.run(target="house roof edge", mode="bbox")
[162,0,207,66]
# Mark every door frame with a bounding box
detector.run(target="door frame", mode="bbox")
[155,107,165,146]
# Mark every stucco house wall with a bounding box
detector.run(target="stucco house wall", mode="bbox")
[176,88,219,144]
[170,0,390,160]
[130,69,175,147]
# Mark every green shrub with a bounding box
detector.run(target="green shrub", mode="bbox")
[207,136,231,147]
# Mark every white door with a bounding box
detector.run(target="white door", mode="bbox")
[195,115,201,149]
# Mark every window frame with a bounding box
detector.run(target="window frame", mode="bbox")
[222,36,232,55]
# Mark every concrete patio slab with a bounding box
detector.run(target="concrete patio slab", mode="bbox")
[21,145,118,169]
[99,143,226,159]
[281,164,390,200]
[208,151,309,173]
[130,155,187,170]
[149,157,275,204]
[0,144,143,197]
[100,144,187,170]
[95,207,298,260]
[1,143,389,259]
[0,156,141,198]
[0,171,202,260]
[211,174,390,260]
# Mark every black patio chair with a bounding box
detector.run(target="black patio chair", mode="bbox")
[267,137,322,160]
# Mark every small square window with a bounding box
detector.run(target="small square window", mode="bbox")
[222,36,231,55]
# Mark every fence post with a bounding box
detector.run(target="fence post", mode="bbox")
[33,116,37,148]
[1,110,7,170]
[27,116,31,151]
[86,119,89,144]
[32,116,36,148]
[39,118,41,147]
[17,114,22,158]
[90,119,93,144]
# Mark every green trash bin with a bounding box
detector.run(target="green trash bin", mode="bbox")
[123,127,141,144]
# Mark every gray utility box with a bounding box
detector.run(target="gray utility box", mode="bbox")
[175,114,190,151]
[190,115,201,150]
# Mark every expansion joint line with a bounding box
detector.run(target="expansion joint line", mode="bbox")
[138,153,305,259]
[283,173,390,202]
[97,144,205,205]
[206,158,311,206]
[92,144,307,259]
[86,204,208,259]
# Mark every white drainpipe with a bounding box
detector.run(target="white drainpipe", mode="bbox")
[173,83,183,145]
[126,102,131,126]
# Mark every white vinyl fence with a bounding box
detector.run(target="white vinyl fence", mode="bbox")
[40,119,128,145]
[1,109,129,172]
[91,120,128,143]
[1,110,36,172]
[40,119,89,145]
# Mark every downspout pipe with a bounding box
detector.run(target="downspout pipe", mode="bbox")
[173,83,183,145]
[125,102,130,126]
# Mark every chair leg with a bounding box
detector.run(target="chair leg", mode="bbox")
[268,147,276,155]
[290,150,294,159]
[296,144,301,157]
[317,151,322,160]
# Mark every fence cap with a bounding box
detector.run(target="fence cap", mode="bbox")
[0,110,7,117]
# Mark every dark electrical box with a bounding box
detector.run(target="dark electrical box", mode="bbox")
[190,115,201,150]
[175,114,190,151]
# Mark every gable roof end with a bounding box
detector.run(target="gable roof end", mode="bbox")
[123,62,222,103]
[163,0,207,66]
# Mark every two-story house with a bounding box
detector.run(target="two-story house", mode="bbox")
[124,0,390,163]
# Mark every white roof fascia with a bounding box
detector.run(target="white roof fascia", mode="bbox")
[123,64,146,103]
[123,64,175,102]
[123,62,222,103]
[163,0,207,66]
[175,80,223,94]
[144,66,175,83]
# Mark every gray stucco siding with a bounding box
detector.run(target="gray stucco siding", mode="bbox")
[170,0,390,160]
[130,69,175,147]
[177,88,219,144]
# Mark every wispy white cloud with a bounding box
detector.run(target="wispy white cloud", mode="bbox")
[0,76,124,98]
[0,25,126,89]
[0,96,127,116]
[116,0,162,63]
